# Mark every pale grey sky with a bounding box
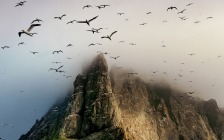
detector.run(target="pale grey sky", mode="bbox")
[0,0,224,139]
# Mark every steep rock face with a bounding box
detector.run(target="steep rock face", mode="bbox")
[19,53,224,140]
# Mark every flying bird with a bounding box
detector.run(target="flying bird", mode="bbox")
[18,23,41,37]
[49,65,64,72]
[146,12,152,14]
[194,21,200,24]
[117,13,125,15]
[179,17,188,20]
[75,16,98,26]
[83,5,92,9]
[52,50,63,54]
[66,44,73,47]
[54,14,66,20]
[177,9,186,14]
[64,75,72,78]
[206,17,213,19]
[217,55,222,59]
[15,1,27,7]
[129,43,136,45]
[1,46,10,49]
[66,20,76,24]
[52,62,61,64]
[162,20,167,23]
[101,31,117,40]
[88,43,96,47]
[30,51,38,54]
[186,3,194,6]
[67,57,72,59]
[188,53,195,56]
[96,5,110,9]
[31,18,43,24]
[18,42,25,46]
[86,28,103,34]
[167,6,178,11]
[140,23,147,25]
[110,56,120,60]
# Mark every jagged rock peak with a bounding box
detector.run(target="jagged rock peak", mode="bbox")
[87,52,108,74]
[19,53,224,140]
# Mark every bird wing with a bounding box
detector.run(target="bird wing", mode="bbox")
[76,20,86,23]
[27,24,41,32]
[57,65,64,70]
[61,14,66,18]
[167,7,171,11]
[101,36,108,39]
[88,16,98,22]
[110,31,117,37]
[18,32,23,37]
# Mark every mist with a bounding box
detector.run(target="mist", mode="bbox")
[1,0,224,139]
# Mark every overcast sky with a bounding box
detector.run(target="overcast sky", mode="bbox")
[1,0,224,139]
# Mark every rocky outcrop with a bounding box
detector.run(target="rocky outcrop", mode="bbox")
[19,53,224,140]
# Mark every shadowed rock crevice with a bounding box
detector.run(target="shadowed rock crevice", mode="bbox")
[19,53,224,140]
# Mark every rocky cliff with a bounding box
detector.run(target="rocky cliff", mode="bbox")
[19,53,224,140]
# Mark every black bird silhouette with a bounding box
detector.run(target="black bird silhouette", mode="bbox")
[52,50,63,54]
[75,16,98,26]
[146,12,152,14]
[101,31,117,40]
[31,18,43,24]
[57,70,65,73]
[88,43,96,47]
[187,90,197,94]
[162,20,168,23]
[129,43,136,45]
[194,21,200,24]
[54,14,66,20]
[67,57,72,59]
[177,9,186,14]
[206,17,213,19]
[86,28,103,34]
[49,65,64,72]
[188,53,195,56]
[167,6,177,11]
[1,46,10,49]
[83,5,92,9]
[110,56,120,60]
[186,3,193,6]
[15,1,27,7]
[96,5,110,9]
[179,17,188,20]
[66,44,73,47]
[52,62,61,64]
[140,23,147,25]
[18,42,25,46]
[117,13,125,15]
[67,20,76,24]
[30,51,38,54]
[18,23,41,37]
